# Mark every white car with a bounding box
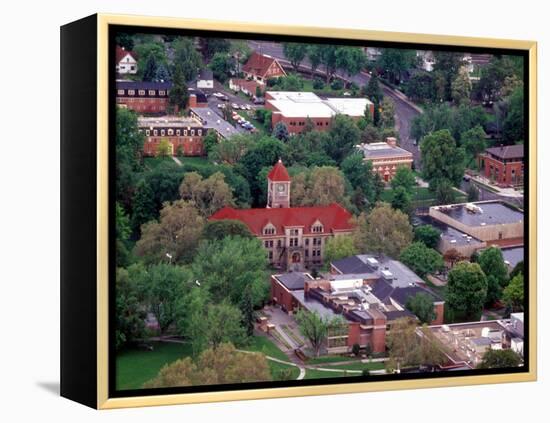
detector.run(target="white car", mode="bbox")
[232,103,239,109]
[245,104,251,110]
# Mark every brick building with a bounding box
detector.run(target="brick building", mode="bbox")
[478,144,524,187]
[138,116,208,157]
[357,138,414,182]
[209,160,354,270]
[265,91,374,135]
[116,81,208,114]
[116,46,138,75]
[116,81,171,113]
[269,254,444,354]
[242,52,286,84]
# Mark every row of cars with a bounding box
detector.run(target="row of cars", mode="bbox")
[231,110,256,132]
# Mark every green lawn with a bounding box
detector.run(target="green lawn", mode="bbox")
[178,156,211,169]
[303,369,351,379]
[323,361,385,371]
[243,335,289,361]
[307,354,360,365]
[143,156,176,170]
[116,341,193,390]
[269,361,301,381]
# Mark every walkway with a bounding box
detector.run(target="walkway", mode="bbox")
[171,156,182,166]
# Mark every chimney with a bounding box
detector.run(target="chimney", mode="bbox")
[386,137,397,147]
[188,94,197,108]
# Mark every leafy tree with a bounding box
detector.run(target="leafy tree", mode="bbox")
[202,219,252,242]
[446,262,488,320]
[116,202,132,267]
[156,138,172,157]
[136,263,192,335]
[142,53,158,82]
[414,225,441,249]
[404,71,436,103]
[273,122,290,142]
[461,125,487,166]
[335,47,366,87]
[391,166,416,193]
[473,55,523,102]
[172,37,202,81]
[510,261,524,279]
[210,133,254,165]
[420,129,465,191]
[168,65,189,112]
[451,67,472,105]
[192,236,269,309]
[386,318,446,371]
[200,37,231,61]
[341,153,381,210]
[391,186,412,215]
[326,115,361,164]
[209,52,232,83]
[143,343,271,388]
[134,41,167,79]
[307,45,324,77]
[240,284,255,337]
[432,51,464,101]
[324,236,358,264]
[202,302,247,350]
[406,293,436,324]
[477,349,522,369]
[502,86,524,144]
[116,33,134,51]
[363,73,383,105]
[115,108,144,209]
[318,45,340,83]
[361,124,382,143]
[380,97,396,129]
[377,48,416,85]
[135,200,205,264]
[130,179,156,234]
[400,242,444,277]
[295,309,331,357]
[435,179,456,205]
[283,42,308,71]
[273,73,304,91]
[354,202,413,258]
[503,273,524,312]
[115,265,146,349]
[307,166,348,206]
[154,63,170,82]
[179,171,234,217]
[478,247,509,306]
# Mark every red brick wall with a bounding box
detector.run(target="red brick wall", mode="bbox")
[346,322,386,353]
[142,135,205,157]
[432,303,445,325]
[116,97,168,113]
[482,156,524,186]
[270,279,296,313]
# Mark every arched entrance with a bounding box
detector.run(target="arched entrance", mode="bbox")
[291,252,301,263]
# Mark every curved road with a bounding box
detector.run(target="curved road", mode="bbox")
[248,41,423,168]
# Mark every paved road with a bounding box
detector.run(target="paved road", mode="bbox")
[248,41,423,168]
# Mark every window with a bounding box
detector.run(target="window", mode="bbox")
[176,130,181,136]
[145,130,150,136]
[312,224,323,233]
[198,129,202,136]
[159,90,166,96]
[148,90,155,96]
[191,129,195,136]
[117,89,124,95]
[168,129,174,136]
[263,226,276,235]
[184,130,188,136]
[153,130,158,136]
[268,251,273,260]
[305,238,309,246]
[138,90,145,96]
[277,239,282,248]
[305,250,309,257]
[128,90,135,96]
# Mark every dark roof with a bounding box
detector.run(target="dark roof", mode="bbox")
[331,256,372,274]
[370,279,394,302]
[485,144,524,160]
[116,80,172,90]
[434,201,524,227]
[384,309,416,321]
[391,286,443,305]
[274,272,313,291]
[199,69,213,80]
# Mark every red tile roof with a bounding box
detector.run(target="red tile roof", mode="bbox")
[209,203,354,236]
[267,159,290,182]
[116,46,137,63]
[242,52,285,78]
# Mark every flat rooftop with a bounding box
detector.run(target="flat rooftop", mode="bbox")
[189,107,238,138]
[357,142,413,159]
[266,91,372,118]
[273,272,314,291]
[432,201,524,227]
[501,246,524,269]
[415,216,485,247]
[291,290,339,320]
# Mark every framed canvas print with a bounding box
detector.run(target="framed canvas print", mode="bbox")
[60,14,537,409]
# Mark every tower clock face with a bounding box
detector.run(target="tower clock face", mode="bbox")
[277,184,285,193]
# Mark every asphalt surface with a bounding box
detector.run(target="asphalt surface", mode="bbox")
[248,40,423,168]
[460,179,524,208]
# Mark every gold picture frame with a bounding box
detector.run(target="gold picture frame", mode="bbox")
[61,13,537,409]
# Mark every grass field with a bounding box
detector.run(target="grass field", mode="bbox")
[303,369,352,379]
[243,335,289,361]
[116,342,192,390]
[268,360,301,381]
[143,156,177,170]
[178,156,211,169]
[323,361,385,371]
[307,355,361,365]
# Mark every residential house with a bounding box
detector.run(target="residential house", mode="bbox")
[116,46,138,75]
[242,52,286,84]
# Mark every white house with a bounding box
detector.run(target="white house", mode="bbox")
[197,69,214,90]
[116,46,137,75]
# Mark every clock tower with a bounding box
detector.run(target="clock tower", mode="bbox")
[266,159,291,208]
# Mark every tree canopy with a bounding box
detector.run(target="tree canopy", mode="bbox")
[446,262,488,320]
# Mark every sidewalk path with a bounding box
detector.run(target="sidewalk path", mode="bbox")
[172,156,182,166]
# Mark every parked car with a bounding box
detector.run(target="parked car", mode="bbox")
[245,104,251,110]
[239,105,247,110]
[232,103,239,109]
[253,97,265,105]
